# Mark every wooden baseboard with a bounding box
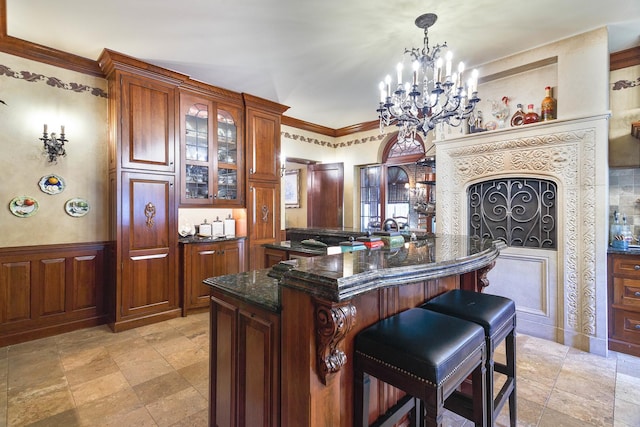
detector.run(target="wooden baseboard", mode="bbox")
[109,308,182,333]
[0,315,108,347]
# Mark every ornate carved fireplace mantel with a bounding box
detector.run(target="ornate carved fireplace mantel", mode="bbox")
[436,113,611,355]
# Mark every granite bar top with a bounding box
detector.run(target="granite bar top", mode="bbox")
[204,235,505,311]
[204,269,280,313]
[279,235,505,301]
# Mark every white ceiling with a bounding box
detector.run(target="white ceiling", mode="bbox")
[6,0,640,129]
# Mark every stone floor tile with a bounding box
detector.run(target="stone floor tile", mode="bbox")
[554,369,615,406]
[62,347,120,386]
[26,408,81,427]
[75,387,144,425]
[167,408,208,427]
[538,407,590,426]
[151,335,198,358]
[615,372,640,405]
[69,371,131,407]
[494,396,543,427]
[133,371,192,406]
[7,383,75,426]
[164,345,208,371]
[614,398,640,427]
[145,387,208,427]
[546,387,614,426]
[118,356,175,387]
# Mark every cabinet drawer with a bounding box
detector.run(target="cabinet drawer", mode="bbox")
[613,277,640,308]
[611,309,640,345]
[612,257,640,277]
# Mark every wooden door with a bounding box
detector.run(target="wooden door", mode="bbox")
[307,162,344,228]
[120,73,177,172]
[121,172,177,318]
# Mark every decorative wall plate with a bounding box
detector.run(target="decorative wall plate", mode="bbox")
[9,196,39,218]
[64,198,90,217]
[39,174,65,195]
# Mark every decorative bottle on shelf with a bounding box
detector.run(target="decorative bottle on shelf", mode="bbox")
[510,104,525,127]
[541,86,556,121]
[523,104,539,124]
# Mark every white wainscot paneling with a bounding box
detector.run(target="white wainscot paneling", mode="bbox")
[486,246,558,341]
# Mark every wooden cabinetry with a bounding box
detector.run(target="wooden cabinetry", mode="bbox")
[608,253,640,356]
[99,49,185,331]
[179,90,244,206]
[0,243,108,346]
[181,239,246,313]
[243,94,289,270]
[210,290,280,427]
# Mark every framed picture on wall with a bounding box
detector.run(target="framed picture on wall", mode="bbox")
[284,169,300,208]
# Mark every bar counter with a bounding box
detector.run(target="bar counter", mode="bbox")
[204,235,505,427]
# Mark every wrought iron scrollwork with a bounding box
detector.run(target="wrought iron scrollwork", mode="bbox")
[469,178,557,248]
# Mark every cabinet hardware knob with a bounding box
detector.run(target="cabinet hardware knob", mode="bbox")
[635,265,640,270]
[249,168,253,174]
[209,194,213,198]
[635,291,640,297]
[170,161,174,166]
[635,324,640,330]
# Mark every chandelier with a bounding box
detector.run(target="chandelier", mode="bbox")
[377,13,480,141]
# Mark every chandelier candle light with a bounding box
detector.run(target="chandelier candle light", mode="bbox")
[377,13,480,140]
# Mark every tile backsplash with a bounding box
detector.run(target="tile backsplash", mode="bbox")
[609,168,640,237]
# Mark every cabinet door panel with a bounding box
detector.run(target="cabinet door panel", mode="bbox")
[246,108,280,181]
[0,261,31,323]
[71,255,100,312]
[39,258,66,317]
[193,247,217,305]
[249,182,279,242]
[121,74,176,171]
[211,296,238,427]
[122,172,176,316]
[238,310,276,427]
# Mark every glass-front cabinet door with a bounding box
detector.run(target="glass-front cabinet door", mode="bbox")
[180,92,243,206]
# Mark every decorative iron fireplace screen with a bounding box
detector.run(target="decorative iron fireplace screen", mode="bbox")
[468,178,557,248]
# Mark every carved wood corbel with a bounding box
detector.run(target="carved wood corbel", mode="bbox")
[477,260,496,291]
[313,298,356,385]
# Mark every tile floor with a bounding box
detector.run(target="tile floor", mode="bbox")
[0,312,639,427]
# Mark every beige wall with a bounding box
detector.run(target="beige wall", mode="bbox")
[0,52,109,248]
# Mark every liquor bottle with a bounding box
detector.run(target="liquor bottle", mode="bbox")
[523,104,539,124]
[541,86,556,121]
[510,104,525,126]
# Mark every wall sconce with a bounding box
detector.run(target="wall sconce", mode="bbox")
[40,124,67,163]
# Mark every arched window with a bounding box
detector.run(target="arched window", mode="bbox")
[359,133,431,230]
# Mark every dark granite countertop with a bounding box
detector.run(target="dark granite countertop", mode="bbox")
[607,245,640,255]
[179,235,246,244]
[203,235,505,311]
[204,269,280,312]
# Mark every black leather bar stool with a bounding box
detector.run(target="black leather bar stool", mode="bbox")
[421,289,516,427]
[354,308,487,427]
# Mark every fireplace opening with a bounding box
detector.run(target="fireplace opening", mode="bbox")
[468,178,557,249]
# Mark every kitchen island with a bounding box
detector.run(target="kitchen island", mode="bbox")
[204,234,505,427]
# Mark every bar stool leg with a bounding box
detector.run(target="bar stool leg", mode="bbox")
[354,363,367,427]
[506,330,517,427]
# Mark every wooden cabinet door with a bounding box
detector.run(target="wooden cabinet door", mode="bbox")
[120,73,177,172]
[210,291,280,427]
[188,244,218,309]
[238,307,279,427]
[210,295,239,427]
[246,108,280,182]
[121,172,177,318]
[248,181,280,270]
[220,240,245,275]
